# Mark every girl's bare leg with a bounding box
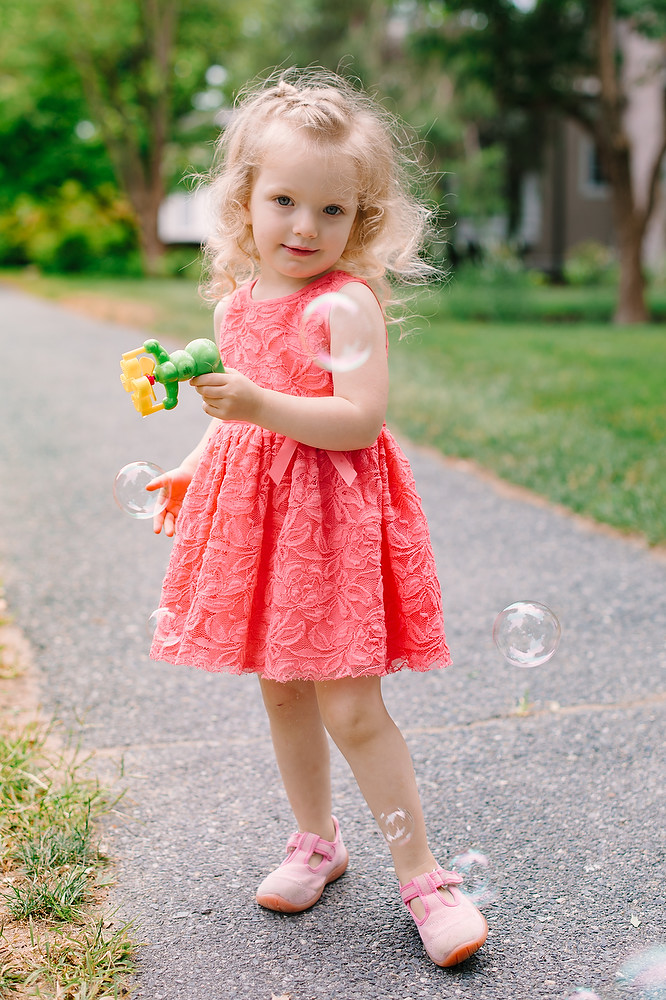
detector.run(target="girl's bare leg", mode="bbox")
[258,677,336,843]
[314,675,438,895]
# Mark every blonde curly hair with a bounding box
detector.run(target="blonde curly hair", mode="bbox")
[200,67,435,309]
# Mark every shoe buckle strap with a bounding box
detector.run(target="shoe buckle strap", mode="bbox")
[431,868,464,889]
[400,868,463,904]
[286,830,335,862]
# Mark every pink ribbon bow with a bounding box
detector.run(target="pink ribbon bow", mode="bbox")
[268,437,357,487]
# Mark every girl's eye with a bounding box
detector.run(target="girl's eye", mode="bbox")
[324,205,343,216]
[275,196,292,206]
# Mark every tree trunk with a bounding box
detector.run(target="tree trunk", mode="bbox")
[132,182,167,276]
[67,0,176,276]
[605,139,649,323]
[593,0,650,323]
[614,218,648,323]
[121,148,169,279]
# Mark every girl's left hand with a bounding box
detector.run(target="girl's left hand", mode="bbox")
[190,368,264,423]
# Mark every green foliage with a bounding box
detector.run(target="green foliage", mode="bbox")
[0,5,116,204]
[446,145,507,222]
[413,0,594,116]
[0,0,257,272]
[564,240,618,287]
[617,0,666,35]
[0,181,141,274]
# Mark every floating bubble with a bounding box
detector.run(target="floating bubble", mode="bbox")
[298,291,371,373]
[113,461,169,519]
[617,945,666,1000]
[493,601,561,668]
[378,808,414,846]
[147,608,180,648]
[450,850,496,905]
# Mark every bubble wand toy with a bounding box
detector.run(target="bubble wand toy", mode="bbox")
[120,338,225,416]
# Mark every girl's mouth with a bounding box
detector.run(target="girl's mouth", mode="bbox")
[283,245,317,257]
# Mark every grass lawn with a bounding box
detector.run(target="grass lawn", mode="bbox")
[0,592,136,997]
[438,274,666,324]
[389,310,665,546]
[3,268,665,546]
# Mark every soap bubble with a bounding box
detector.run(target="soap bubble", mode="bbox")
[378,808,414,846]
[299,292,371,373]
[147,607,180,648]
[113,461,169,519]
[450,850,495,905]
[617,945,666,999]
[493,601,561,668]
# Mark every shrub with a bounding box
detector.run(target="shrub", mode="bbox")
[0,181,141,275]
[564,240,617,286]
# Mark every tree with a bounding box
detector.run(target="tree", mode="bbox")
[0,0,251,274]
[60,0,254,274]
[592,0,666,321]
[414,0,666,322]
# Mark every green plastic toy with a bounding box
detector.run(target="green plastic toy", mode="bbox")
[120,338,225,416]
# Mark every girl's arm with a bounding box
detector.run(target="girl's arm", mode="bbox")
[148,418,219,536]
[192,282,388,451]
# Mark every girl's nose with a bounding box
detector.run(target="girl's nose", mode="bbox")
[292,209,317,239]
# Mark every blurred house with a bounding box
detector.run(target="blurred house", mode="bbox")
[520,26,666,275]
[158,187,213,246]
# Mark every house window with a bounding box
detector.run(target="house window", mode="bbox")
[580,135,609,199]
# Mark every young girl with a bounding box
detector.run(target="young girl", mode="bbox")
[148,68,488,969]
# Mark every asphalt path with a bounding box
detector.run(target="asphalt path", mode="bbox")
[0,284,664,1000]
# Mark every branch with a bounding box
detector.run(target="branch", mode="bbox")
[139,0,179,183]
[593,0,628,148]
[596,0,619,113]
[643,128,666,230]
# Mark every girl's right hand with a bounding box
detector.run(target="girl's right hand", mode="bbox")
[146,466,194,537]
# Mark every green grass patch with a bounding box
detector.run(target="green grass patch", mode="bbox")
[0,719,136,997]
[436,265,666,323]
[389,314,666,545]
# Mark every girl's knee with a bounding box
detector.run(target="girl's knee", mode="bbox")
[259,676,314,714]
[316,677,388,747]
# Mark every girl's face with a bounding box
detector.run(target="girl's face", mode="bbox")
[246,128,359,297]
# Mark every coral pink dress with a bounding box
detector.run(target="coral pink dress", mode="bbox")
[150,270,450,681]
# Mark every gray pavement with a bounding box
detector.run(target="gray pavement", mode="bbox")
[0,284,664,1000]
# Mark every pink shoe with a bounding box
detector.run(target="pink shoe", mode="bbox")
[401,868,488,967]
[256,816,348,913]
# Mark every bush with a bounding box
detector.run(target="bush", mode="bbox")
[0,181,141,275]
[564,240,617,286]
